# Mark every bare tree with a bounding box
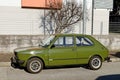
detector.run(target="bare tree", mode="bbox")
[40,1,83,34]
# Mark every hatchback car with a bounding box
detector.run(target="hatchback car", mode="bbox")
[11,34,109,73]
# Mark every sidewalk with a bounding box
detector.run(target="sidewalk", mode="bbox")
[0,52,120,67]
[0,53,12,67]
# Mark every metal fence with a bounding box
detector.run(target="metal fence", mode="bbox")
[109,15,120,33]
[109,22,120,33]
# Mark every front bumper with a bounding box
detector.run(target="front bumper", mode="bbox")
[11,57,25,68]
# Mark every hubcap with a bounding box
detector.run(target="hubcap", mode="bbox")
[92,58,101,69]
[30,60,41,72]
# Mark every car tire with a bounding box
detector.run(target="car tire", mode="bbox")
[26,58,43,74]
[88,56,102,70]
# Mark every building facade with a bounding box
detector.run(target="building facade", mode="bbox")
[0,0,113,35]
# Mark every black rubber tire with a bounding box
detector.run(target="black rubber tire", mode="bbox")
[26,58,43,74]
[88,56,102,70]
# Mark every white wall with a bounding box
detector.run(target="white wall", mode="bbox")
[0,6,44,35]
[0,6,110,35]
[73,8,110,35]
[0,0,21,6]
[93,9,110,35]
[0,0,111,35]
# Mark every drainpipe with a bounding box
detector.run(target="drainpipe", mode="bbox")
[91,0,94,35]
[83,0,86,34]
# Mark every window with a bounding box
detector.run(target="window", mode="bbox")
[54,37,64,47]
[76,36,93,46]
[65,37,74,46]
[54,36,74,47]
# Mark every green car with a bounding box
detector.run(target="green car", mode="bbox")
[11,34,109,73]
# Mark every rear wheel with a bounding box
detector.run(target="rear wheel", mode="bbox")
[89,56,102,70]
[26,58,43,74]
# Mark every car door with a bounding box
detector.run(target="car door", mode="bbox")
[48,36,77,66]
[75,36,94,64]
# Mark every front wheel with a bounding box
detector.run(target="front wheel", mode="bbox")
[88,56,102,70]
[26,58,43,74]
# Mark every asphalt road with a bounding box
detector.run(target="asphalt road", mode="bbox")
[0,62,120,80]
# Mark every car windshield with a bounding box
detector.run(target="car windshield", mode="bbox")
[41,35,55,47]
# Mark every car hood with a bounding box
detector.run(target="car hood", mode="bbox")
[14,46,44,52]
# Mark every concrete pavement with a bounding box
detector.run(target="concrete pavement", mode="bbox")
[1,62,120,80]
[0,62,10,67]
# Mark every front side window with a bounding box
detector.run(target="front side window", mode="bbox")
[54,36,74,47]
[65,37,74,46]
[54,37,64,46]
[42,35,55,46]
[76,36,93,46]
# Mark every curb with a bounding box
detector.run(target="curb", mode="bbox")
[110,57,120,62]
[0,62,10,67]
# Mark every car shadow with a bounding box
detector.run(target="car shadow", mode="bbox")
[11,64,89,73]
[96,74,120,80]
[110,52,120,58]
[44,64,89,70]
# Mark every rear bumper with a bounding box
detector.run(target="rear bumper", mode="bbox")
[11,57,25,68]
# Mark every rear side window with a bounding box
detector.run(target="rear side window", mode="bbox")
[76,36,93,46]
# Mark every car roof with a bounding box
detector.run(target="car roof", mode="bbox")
[53,34,91,37]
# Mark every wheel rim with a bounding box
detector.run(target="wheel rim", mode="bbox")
[91,58,101,69]
[29,60,41,73]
